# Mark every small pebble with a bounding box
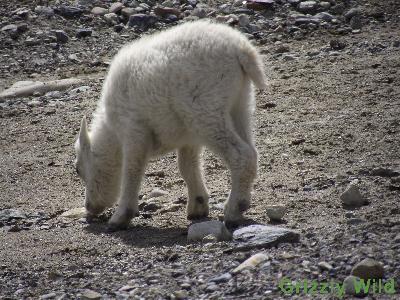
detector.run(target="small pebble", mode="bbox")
[266,205,286,221]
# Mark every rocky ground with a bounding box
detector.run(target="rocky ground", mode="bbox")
[1,0,399,299]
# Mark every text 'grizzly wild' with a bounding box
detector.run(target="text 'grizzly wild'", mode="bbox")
[75,20,267,231]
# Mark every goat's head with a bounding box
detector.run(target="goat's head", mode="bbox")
[75,116,117,216]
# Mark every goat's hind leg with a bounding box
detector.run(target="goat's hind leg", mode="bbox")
[178,145,209,219]
[200,118,257,226]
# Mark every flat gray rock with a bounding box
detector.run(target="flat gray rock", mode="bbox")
[231,224,300,251]
[0,78,83,100]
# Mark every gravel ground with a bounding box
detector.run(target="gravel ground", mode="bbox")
[0,0,399,299]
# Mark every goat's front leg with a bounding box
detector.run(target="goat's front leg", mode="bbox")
[108,139,148,231]
[178,145,209,219]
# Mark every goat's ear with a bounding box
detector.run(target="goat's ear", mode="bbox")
[78,116,91,153]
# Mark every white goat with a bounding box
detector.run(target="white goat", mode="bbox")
[75,20,267,230]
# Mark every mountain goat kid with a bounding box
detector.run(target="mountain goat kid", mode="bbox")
[75,20,267,231]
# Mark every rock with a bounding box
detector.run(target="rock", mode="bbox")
[191,8,207,18]
[246,0,275,11]
[202,234,218,243]
[319,1,331,10]
[14,8,30,19]
[205,284,218,292]
[259,102,276,109]
[173,290,188,299]
[393,233,400,243]
[238,14,250,27]
[25,37,40,46]
[218,4,232,14]
[34,6,55,17]
[350,16,362,30]
[233,252,269,273]
[54,6,83,18]
[154,6,181,18]
[139,202,161,212]
[53,30,69,43]
[370,167,399,177]
[0,78,83,100]
[27,100,41,107]
[288,0,300,6]
[1,24,18,32]
[297,1,317,14]
[317,261,333,271]
[81,289,102,300]
[1,24,21,38]
[104,13,119,26]
[344,7,362,21]
[266,205,286,221]
[0,209,26,223]
[76,28,92,38]
[68,54,81,63]
[315,12,335,22]
[351,258,385,279]
[114,24,124,32]
[275,45,290,54]
[148,188,168,198]
[187,0,198,7]
[330,39,346,50]
[40,292,57,299]
[294,16,320,26]
[109,2,124,13]
[121,7,136,18]
[60,207,86,219]
[344,275,366,296]
[209,272,232,283]
[128,14,158,29]
[159,203,181,213]
[91,7,108,16]
[187,220,232,242]
[340,183,367,207]
[231,225,300,251]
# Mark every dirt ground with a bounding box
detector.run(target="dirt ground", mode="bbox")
[0,0,399,299]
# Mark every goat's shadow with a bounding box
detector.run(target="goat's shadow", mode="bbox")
[83,215,262,248]
[84,220,188,248]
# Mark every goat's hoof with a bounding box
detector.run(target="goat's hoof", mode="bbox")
[106,221,130,232]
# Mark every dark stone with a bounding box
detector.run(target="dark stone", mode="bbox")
[209,273,232,283]
[154,6,181,17]
[259,102,276,109]
[344,7,362,21]
[114,24,124,32]
[246,0,275,11]
[76,28,92,38]
[330,39,346,50]
[128,14,158,30]
[54,6,83,18]
[139,202,161,212]
[370,167,399,177]
[53,30,69,43]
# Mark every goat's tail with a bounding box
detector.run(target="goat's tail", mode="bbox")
[237,46,268,90]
